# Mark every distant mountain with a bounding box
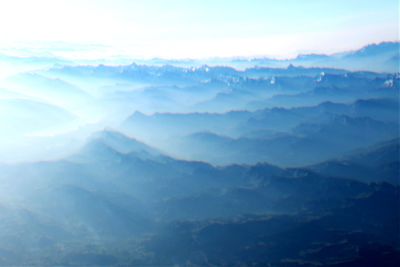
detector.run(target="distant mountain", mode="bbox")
[242,98,399,134]
[123,97,399,145]
[171,115,398,166]
[86,130,162,158]
[344,42,399,59]
[310,139,400,184]
[254,73,399,109]
[293,114,397,143]
[33,53,398,116]
[129,100,399,166]
[122,109,253,145]
[240,42,400,73]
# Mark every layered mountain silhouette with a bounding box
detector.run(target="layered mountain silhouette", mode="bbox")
[0,129,399,265]
[0,42,399,266]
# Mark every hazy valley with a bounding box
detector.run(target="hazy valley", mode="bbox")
[0,41,399,266]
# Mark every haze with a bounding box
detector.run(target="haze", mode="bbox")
[0,0,398,59]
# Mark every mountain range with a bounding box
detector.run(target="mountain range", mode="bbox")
[0,41,399,266]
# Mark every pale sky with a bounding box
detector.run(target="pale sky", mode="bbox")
[0,0,398,59]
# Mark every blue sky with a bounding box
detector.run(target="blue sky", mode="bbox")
[0,0,398,58]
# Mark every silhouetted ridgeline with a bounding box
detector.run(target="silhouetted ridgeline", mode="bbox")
[0,42,399,266]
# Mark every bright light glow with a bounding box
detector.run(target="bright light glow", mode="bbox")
[0,0,398,59]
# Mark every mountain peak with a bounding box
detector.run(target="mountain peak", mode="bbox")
[90,129,160,156]
[69,130,162,163]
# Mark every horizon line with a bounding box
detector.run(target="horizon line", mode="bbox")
[0,39,398,62]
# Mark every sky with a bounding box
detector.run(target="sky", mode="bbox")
[0,0,398,59]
